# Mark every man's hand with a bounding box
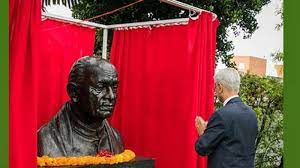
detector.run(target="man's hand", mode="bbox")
[195,116,207,136]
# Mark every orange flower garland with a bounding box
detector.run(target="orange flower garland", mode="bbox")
[37,149,135,167]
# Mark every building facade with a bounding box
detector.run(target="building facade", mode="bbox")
[232,56,267,76]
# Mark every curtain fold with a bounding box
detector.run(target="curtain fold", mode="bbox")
[189,13,220,168]
[9,0,41,167]
[110,12,219,168]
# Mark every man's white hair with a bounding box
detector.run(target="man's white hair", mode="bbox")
[215,68,241,93]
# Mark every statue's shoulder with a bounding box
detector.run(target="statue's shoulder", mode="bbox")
[103,120,124,144]
[37,104,72,157]
[38,103,70,135]
[38,112,60,138]
[103,120,119,132]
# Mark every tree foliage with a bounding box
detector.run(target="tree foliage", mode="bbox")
[272,0,283,64]
[54,0,272,66]
[240,74,283,168]
[275,0,283,31]
[271,51,283,63]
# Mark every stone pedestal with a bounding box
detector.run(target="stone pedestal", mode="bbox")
[40,157,155,168]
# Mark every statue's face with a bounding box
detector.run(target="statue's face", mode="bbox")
[79,62,118,120]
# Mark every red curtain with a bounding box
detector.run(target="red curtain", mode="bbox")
[38,19,96,128]
[9,0,41,167]
[189,13,219,168]
[110,12,219,168]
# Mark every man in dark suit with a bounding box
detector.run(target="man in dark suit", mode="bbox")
[195,68,258,168]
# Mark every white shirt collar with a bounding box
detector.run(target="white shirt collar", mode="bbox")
[223,95,239,106]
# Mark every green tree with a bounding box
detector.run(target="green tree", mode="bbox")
[272,0,283,64]
[240,73,283,168]
[44,0,271,66]
[275,0,283,31]
[271,51,283,63]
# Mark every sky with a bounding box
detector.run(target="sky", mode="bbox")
[46,0,283,76]
[226,0,283,76]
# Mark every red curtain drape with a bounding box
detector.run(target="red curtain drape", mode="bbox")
[9,0,41,167]
[38,19,96,128]
[110,12,219,168]
[189,13,219,168]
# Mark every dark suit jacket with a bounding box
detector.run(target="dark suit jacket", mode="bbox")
[195,97,258,168]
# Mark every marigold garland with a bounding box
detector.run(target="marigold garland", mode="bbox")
[37,149,135,167]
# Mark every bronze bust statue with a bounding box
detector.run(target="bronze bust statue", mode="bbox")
[38,56,124,157]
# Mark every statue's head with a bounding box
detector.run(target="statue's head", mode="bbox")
[67,56,118,122]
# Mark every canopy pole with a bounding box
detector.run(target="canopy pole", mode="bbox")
[102,29,108,59]
[105,17,190,29]
[42,12,107,29]
[42,12,192,30]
